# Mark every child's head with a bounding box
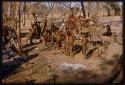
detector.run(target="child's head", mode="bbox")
[106,25,110,29]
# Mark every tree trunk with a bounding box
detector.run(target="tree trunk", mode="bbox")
[23,2,26,26]
[17,3,22,53]
[14,2,18,31]
[107,8,111,16]
[88,2,91,18]
[101,3,103,22]
[114,7,120,16]
[106,3,111,16]
[81,2,86,18]
[71,8,74,15]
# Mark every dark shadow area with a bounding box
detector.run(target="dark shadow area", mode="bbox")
[105,55,123,83]
[72,44,82,55]
[72,44,98,57]
[100,60,115,66]
[42,78,55,84]
[105,60,115,65]
[26,80,36,84]
[39,44,54,52]
[90,41,103,46]
[21,32,28,38]
[87,47,97,58]
[2,53,39,79]
[22,41,41,48]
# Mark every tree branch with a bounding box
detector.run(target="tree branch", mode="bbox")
[63,2,71,9]
[51,2,55,9]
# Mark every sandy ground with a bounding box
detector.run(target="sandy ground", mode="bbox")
[2,16,122,83]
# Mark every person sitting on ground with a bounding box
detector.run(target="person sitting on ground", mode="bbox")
[103,25,112,36]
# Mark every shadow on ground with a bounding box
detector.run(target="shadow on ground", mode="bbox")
[39,44,54,52]
[2,53,39,79]
[23,46,37,53]
[25,80,36,84]
[72,44,98,58]
[22,42,41,48]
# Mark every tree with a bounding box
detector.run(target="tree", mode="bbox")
[3,2,11,17]
[23,2,26,26]
[47,2,55,22]
[87,2,91,18]
[81,1,86,17]
[102,2,121,16]
[103,2,112,16]
[95,2,104,22]
[62,2,74,14]
[72,6,80,15]
[109,2,121,16]
[17,2,22,53]
[3,2,22,53]
[100,3,104,21]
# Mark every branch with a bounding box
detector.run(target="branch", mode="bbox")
[51,2,55,9]
[48,2,51,9]
[48,2,55,9]
[63,2,73,13]
[63,2,71,9]
[69,2,72,8]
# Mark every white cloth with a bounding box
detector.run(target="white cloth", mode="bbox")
[60,63,89,72]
